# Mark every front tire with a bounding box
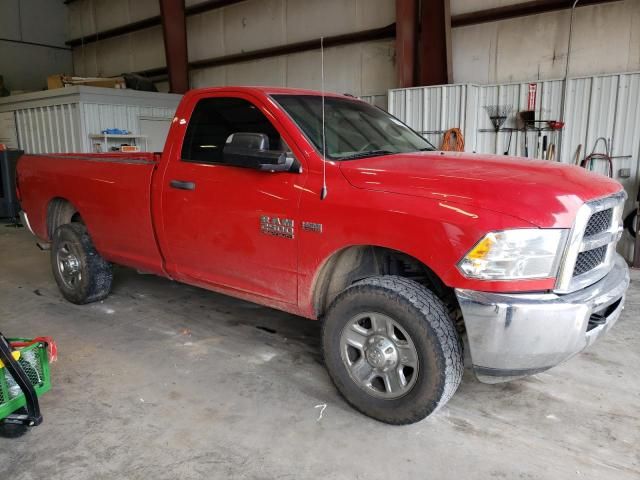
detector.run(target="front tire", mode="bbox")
[322,276,463,425]
[51,223,113,304]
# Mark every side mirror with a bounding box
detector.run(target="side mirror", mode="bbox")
[222,132,298,173]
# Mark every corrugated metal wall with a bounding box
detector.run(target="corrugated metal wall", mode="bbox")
[0,112,20,149]
[12,103,175,154]
[388,84,478,148]
[15,104,82,154]
[360,94,388,109]
[388,71,640,261]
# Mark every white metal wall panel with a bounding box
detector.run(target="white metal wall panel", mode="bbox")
[1,87,181,154]
[612,74,640,200]
[463,85,480,153]
[388,85,471,148]
[587,76,619,156]
[389,74,639,170]
[0,112,19,149]
[14,104,82,154]
[10,103,175,154]
[359,95,387,109]
[560,77,591,164]
[471,80,565,157]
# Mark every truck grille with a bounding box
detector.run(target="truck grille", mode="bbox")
[573,245,607,276]
[584,208,613,236]
[556,191,626,293]
[572,208,615,277]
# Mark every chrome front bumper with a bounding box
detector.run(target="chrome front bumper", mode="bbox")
[456,254,630,384]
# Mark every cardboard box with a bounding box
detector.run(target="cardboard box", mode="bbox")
[120,145,140,153]
[47,74,65,90]
[48,74,126,90]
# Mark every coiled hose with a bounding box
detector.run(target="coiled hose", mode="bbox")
[440,128,465,152]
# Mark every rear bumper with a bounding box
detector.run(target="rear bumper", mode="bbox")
[455,254,630,383]
[19,210,35,235]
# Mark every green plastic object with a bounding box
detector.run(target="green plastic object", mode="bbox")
[0,339,51,422]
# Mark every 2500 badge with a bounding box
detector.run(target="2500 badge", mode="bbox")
[260,216,294,239]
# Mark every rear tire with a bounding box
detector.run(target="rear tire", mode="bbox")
[51,223,113,304]
[322,276,463,425]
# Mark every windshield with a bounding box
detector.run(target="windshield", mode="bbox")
[272,95,435,160]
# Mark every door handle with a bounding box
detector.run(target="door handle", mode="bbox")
[170,180,196,191]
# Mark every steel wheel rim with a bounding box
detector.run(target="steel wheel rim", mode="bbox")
[56,242,82,289]
[339,312,419,400]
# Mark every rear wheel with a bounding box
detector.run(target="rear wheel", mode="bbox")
[51,223,113,304]
[322,276,463,424]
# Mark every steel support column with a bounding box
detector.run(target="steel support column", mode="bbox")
[418,0,450,86]
[396,0,418,88]
[159,0,189,94]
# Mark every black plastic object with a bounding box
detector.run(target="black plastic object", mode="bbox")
[625,209,637,238]
[0,149,23,219]
[122,73,158,92]
[0,333,43,427]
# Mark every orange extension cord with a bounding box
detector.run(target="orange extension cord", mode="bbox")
[440,128,465,152]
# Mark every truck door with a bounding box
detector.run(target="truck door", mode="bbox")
[158,94,306,303]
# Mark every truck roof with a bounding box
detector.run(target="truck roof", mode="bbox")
[184,85,353,99]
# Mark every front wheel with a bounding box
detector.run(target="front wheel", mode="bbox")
[322,276,463,424]
[51,223,113,304]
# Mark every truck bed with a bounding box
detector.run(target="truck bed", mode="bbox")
[18,152,165,275]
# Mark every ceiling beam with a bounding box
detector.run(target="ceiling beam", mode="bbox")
[137,24,396,80]
[66,0,246,47]
[451,0,621,28]
[66,16,161,47]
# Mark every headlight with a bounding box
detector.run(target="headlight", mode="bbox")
[458,229,568,280]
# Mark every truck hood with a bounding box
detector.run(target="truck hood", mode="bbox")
[339,151,623,228]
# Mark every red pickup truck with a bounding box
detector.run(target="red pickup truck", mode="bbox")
[16,87,630,424]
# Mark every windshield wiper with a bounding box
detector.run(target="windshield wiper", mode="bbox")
[339,150,394,160]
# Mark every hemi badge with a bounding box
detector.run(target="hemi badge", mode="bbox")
[301,221,323,233]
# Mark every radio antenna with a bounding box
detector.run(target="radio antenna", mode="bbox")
[320,36,328,200]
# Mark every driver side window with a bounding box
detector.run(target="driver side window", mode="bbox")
[181,97,286,164]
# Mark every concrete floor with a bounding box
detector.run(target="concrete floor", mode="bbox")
[0,223,639,480]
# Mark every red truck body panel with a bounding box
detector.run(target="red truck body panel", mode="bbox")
[339,152,622,228]
[17,153,165,275]
[16,87,624,320]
